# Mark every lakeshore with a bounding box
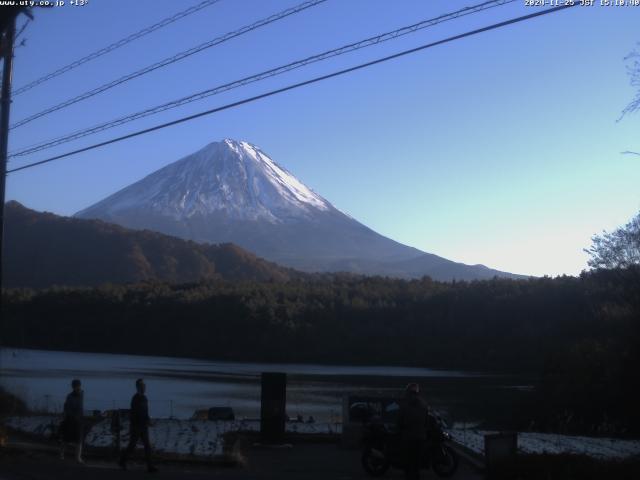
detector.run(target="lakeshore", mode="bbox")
[1,347,528,427]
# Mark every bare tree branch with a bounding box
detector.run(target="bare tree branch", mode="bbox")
[620,43,640,120]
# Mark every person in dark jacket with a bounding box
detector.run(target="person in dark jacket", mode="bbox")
[59,379,84,463]
[118,379,157,473]
[396,383,429,480]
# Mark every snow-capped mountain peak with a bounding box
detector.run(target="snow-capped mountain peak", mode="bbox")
[76,139,331,223]
[222,139,329,212]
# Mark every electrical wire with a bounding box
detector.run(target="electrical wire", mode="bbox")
[9,0,516,159]
[6,4,577,175]
[12,0,223,96]
[9,0,327,129]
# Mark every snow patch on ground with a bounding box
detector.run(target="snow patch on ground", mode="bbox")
[5,416,341,459]
[4,415,60,438]
[449,428,640,460]
[9,416,639,461]
[8,416,639,460]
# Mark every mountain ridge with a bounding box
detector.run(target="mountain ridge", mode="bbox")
[3,201,300,288]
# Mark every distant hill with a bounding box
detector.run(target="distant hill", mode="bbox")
[2,201,298,288]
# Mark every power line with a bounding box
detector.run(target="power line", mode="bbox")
[9,0,516,159]
[12,0,223,96]
[10,0,514,158]
[6,4,577,175]
[9,0,327,129]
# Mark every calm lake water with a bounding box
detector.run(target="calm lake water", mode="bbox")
[0,348,527,424]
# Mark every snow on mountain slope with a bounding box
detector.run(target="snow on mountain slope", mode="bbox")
[77,139,330,223]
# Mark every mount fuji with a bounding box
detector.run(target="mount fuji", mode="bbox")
[75,139,523,280]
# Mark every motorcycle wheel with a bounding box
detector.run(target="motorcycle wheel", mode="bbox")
[361,447,390,477]
[432,445,459,478]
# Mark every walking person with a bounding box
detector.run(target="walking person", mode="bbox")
[397,383,429,480]
[59,379,85,464]
[118,379,158,473]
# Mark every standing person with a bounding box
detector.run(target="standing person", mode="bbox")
[59,379,84,464]
[396,383,429,480]
[118,379,158,473]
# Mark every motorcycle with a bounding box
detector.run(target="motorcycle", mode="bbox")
[361,414,459,477]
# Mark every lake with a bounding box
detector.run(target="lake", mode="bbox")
[0,348,531,425]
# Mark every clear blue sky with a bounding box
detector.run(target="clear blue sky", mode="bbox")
[5,0,640,277]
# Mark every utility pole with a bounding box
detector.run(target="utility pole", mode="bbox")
[0,14,17,340]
